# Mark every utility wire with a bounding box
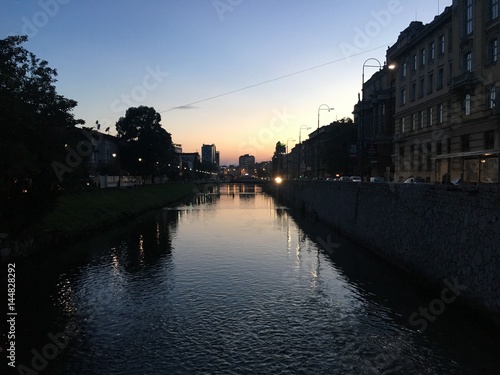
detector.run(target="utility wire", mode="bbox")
[159,44,391,114]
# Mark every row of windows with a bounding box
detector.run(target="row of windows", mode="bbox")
[463,86,497,115]
[400,67,449,105]
[398,130,495,167]
[399,104,446,134]
[400,35,447,79]
[464,0,499,36]
[399,86,496,130]
[461,131,495,151]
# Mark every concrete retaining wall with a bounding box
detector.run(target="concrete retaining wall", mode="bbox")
[273,181,500,318]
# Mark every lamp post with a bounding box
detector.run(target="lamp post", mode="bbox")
[317,104,334,179]
[286,137,296,180]
[298,125,311,179]
[360,58,383,178]
[112,152,121,188]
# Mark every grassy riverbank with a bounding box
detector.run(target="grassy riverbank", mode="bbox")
[42,183,196,235]
[4,183,197,256]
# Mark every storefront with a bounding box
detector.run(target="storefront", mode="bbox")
[434,151,500,184]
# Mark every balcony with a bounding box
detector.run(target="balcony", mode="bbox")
[449,71,478,92]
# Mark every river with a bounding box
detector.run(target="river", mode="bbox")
[3,183,500,374]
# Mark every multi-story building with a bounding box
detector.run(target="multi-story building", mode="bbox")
[201,144,216,164]
[353,65,396,180]
[388,1,499,183]
[238,154,255,175]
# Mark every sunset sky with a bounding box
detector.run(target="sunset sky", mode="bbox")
[1,0,452,165]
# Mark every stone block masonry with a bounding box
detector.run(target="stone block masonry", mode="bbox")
[273,181,500,320]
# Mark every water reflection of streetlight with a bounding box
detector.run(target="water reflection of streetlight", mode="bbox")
[317,104,334,179]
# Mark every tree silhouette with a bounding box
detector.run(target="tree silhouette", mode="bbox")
[0,35,85,235]
[115,106,175,181]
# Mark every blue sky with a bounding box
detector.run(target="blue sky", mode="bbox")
[1,0,452,165]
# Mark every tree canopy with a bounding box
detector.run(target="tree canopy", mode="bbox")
[0,35,85,234]
[115,106,176,179]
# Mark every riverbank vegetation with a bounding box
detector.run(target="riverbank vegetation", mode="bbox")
[40,183,196,236]
[3,183,196,257]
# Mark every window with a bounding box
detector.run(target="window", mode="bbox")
[489,39,498,63]
[419,77,424,98]
[485,130,495,149]
[420,110,425,128]
[400,88,406,105]
[439,35,445,54]
[437,67,444,89]
[412,113,417,130]
[410,145,415,167]
[413,54,417,71]
[464,52,472,72]
[418,145,423,172]
[429,41,435,60]
[438,103,444,123]
[447,138,451,153]
[426,143,432,171]
[401,61,407,78]
[465,93,471,115]
[428,72,434,93]
[399,146,405,170]
[421,48,426,65]
[428,107,433,126]
[461,134,470,152]
[400,117,405,133]
[465,0,473,35]
[490,85,497,109]
[411,81,416,101]
[436,141,443,155]
[491,0,499,20]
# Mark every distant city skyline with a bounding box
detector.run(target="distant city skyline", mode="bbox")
[1,0,452,165]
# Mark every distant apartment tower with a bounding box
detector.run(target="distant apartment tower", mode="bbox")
[239,154,255,168]
[388,1,500,183]
[201,144,216,164]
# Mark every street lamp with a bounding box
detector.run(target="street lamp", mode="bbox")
[286,137,296,180]
[317,104,334,179]
[298,125,311,179]
[360,58,383,177]
[112,152,121,188]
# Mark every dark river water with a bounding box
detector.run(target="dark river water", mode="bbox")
[2,184,500,374]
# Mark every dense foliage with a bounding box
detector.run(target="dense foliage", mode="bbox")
[0,35,85,235]
[115,106,176,180]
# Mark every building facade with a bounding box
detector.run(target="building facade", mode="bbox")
[388,1,499,183]
[201,144,216,165]
[353,65,396,180]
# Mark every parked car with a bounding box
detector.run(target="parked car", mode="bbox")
[339,176,351,182]
[370,176,385,183]
[350,176,362,182]
[404,177,425,183]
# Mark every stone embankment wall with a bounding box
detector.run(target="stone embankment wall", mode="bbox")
[273,181,500,318]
